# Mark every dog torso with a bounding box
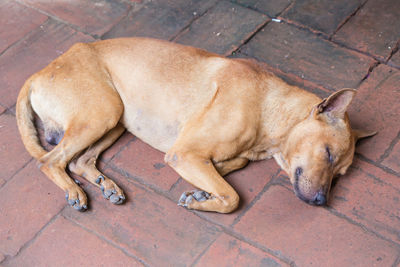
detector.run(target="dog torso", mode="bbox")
[90,38,320,159]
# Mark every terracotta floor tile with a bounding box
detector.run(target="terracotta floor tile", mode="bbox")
[241,22,374,91]
[235,185,398,266]
[176,1,268,55]
[3,216,142,266]
[0,162,66,257]
[281,0,365,35]
[348,65,400,162]
[0,0,47,54]
[18,0,129,36]
[333,0,400,60]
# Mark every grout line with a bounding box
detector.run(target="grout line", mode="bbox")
[356,154,400,178]
[106,161,296,264]
[277,185,400,249]
[14,0,99,40]
[228,18,271,56]
[64,215,150,266]
[328,206,400,249]
[168,177,182,192]
[378,131,400,164]
[386,40,400,64]
[0,16,52,58]
[330,0,368,39]
[1,206,66,264]
[189,232,222,267]
[230,168,281,227]
[357,61,380,86]
[170,0,219,42]
[392,253,400,267]
[0,158,33,191]
[100,1,144,40]
[220,225,297,266]
[100,135,136,165]
[239,50,336,93]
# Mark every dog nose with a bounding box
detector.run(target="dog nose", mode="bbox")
[312,191,327,206]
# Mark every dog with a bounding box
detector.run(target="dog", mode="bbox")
[16,38,374,213]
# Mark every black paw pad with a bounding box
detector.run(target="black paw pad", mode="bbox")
[178,190,211,207]
[65,192,87,212]
[95,175,105,185]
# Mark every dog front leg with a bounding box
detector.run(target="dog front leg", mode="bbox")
[214,157,249,176]
[165,150,239,213]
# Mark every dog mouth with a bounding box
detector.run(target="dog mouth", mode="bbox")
[294,167,328,206]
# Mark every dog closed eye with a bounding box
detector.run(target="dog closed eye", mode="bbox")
[326,146,334,164]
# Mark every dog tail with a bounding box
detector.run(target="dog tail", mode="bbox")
[16,77,47,159]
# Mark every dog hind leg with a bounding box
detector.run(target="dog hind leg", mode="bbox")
[38,114,121,211]
[68,123,126,204]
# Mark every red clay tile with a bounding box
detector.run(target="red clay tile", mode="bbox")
[62,168,219,266]
[100,131,135,163]
[241,22,374,91]
[102,0,217,40]
[234,185,398,266]
[233,0,291,17]
[0,19,94,108]
[110,138,179,192]
[0,161,66,257]
[333,0,400,60]
[196,233,287,266]
[382,139,400,174]
[331,158,400,243]
[4,216,142,266]
[175,1,268,55]
[281,0,365,35]
[0,114,32,184]
[231,52,332,99]
[0,1,47,54]
[18,0,129,37]
[170,159,280,226]
[348,65,400,162]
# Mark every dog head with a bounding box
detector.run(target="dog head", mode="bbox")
[276,89,375,206]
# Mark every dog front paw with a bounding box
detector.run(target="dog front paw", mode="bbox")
[95,175,125,205]
[65,185,88,211]
[178,190,211,208]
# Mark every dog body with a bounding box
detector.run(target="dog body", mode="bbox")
[17,38,372,212]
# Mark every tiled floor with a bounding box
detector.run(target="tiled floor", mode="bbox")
[1,0,399,266]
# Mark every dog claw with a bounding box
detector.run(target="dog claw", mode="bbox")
[110,194,125,204]
[65,191,87,212]
[95,175,105,184]
[178,190,211,208]
[97,176,125,205]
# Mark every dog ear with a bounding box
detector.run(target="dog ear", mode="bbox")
[316,89,356,119]
[353,129,377,142]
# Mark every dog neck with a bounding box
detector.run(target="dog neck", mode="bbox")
[249,77,322,161]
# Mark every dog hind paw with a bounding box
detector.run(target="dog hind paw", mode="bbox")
[96,175,125,205]
[178,190,211,207]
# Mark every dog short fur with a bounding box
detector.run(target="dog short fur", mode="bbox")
[16,38,374,212]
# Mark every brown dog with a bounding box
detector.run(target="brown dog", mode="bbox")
[16,38,374,213]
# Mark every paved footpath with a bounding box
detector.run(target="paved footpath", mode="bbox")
[0,0,399,266]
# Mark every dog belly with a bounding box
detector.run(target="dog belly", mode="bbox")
[121,107,180,153]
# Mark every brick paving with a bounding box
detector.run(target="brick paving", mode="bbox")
[0,0,399,266]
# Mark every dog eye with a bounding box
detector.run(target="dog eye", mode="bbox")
[326,146,334,164]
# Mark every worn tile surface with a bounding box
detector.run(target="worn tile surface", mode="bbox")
[1,0,400,265]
